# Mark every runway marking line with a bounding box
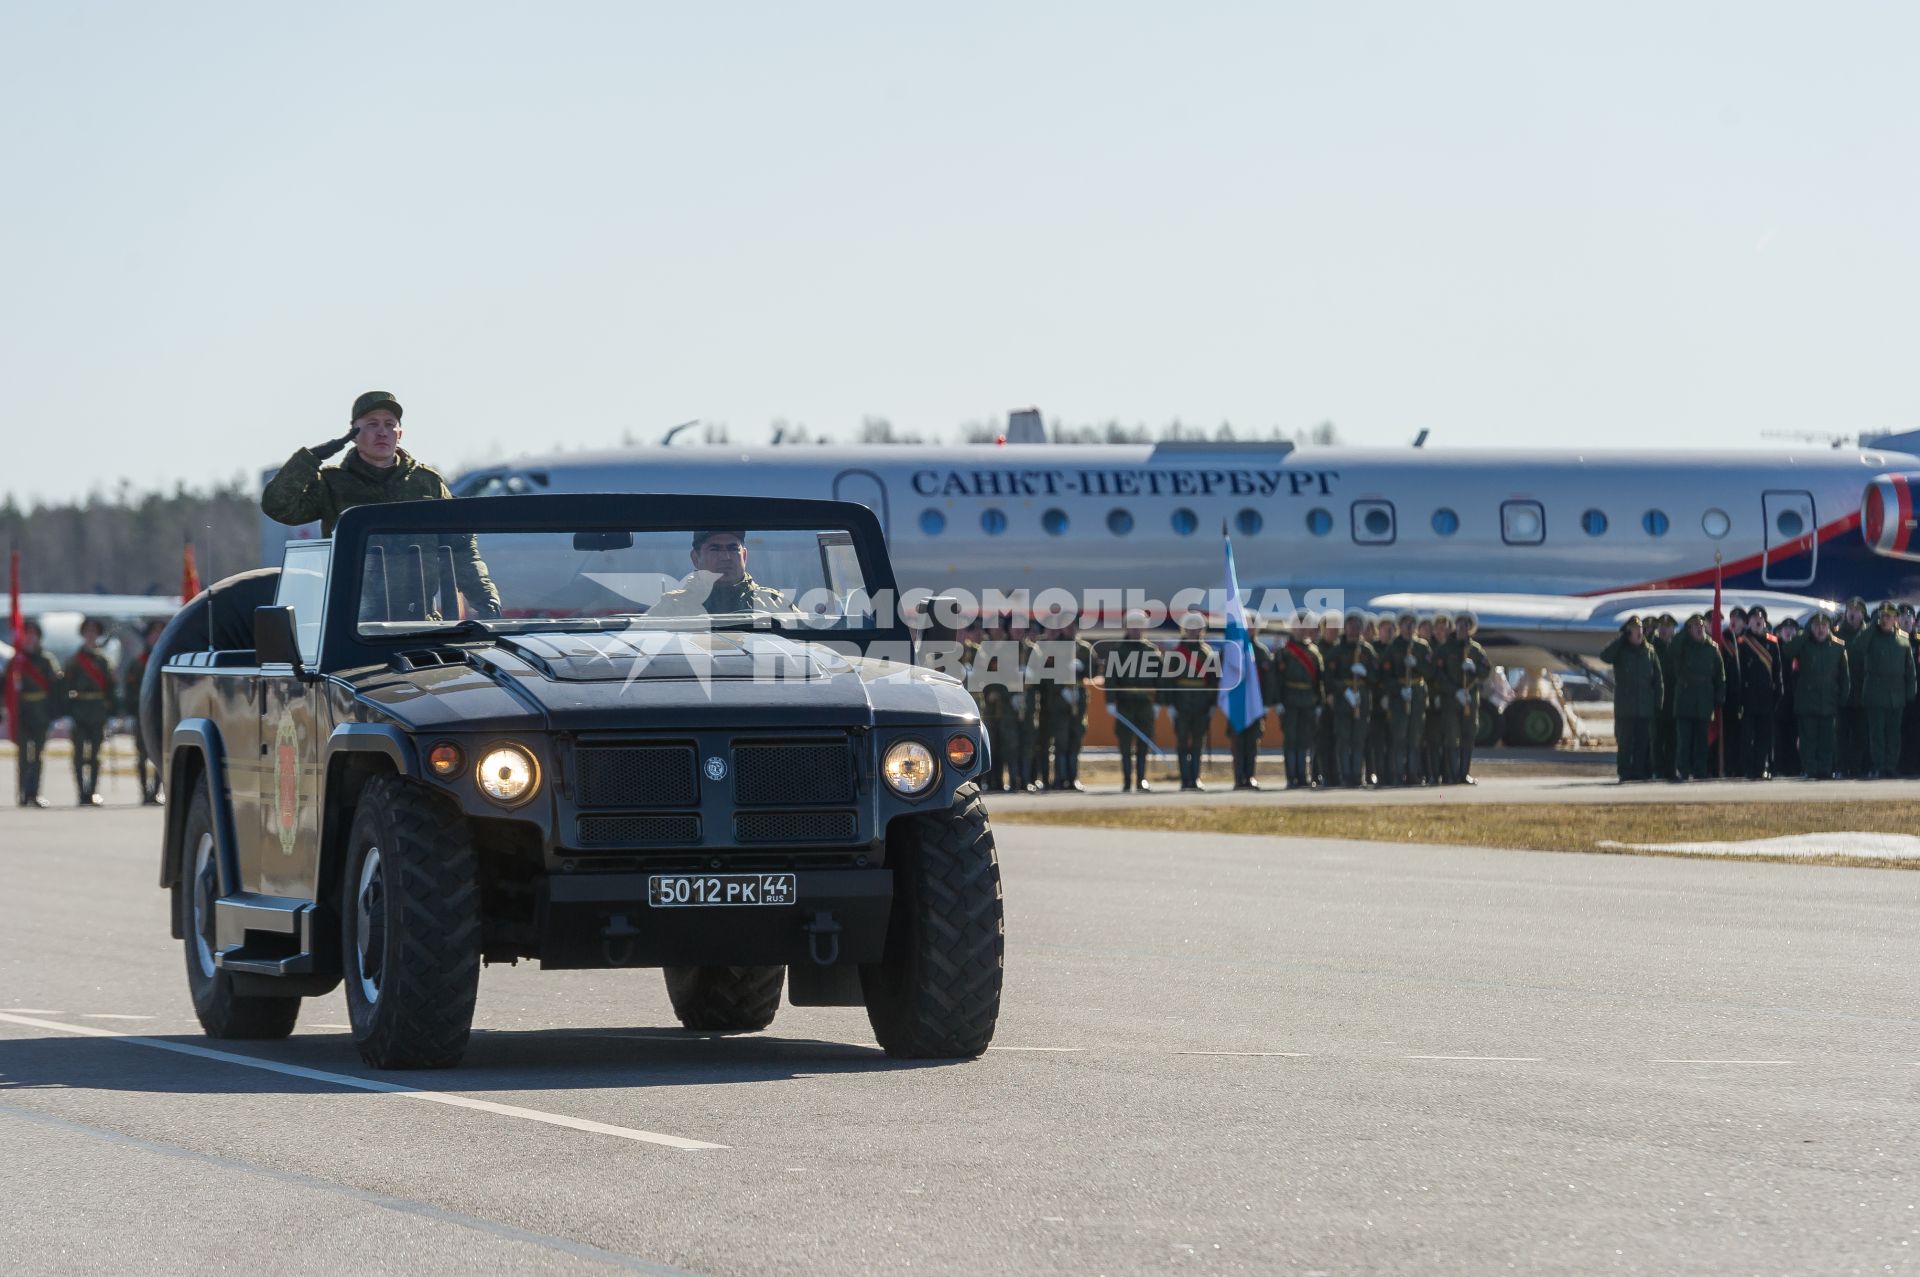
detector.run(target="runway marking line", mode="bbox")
[0,1012,725,1151]
[1405,1055,1544,1062]
[81,1013,155,1021]
[986,1046,1085,1053]
[1652,1058,1794,1066]
[1171,1051,1311,1058]
[1,1008,63,1015]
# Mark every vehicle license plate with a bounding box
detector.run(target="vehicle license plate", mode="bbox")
[648,873,797,908]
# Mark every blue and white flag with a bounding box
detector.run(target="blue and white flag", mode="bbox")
[1217,529,1265,732]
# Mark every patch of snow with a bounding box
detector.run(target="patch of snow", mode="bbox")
[1595,832,1920,861]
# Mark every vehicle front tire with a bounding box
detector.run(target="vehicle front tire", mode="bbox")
[181,782,300,1040]
[341,774,481,1069]
[663,966,784,1031]
[862,783,1004,1059]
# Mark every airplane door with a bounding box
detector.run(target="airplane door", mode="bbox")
[832,470,889,538]
[1761,490,1816,587]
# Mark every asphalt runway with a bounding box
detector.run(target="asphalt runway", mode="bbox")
[2,778,1917,1273]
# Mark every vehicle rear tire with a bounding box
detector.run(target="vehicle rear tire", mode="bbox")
[1502,697,1565,747]
[861,783,1003,1059]
[341,773,481,1069]
[662,966,784,1032]
[181,782,300,1040]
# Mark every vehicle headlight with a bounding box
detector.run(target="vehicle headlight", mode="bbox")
[476,744,540,806]
[882,740,938,797]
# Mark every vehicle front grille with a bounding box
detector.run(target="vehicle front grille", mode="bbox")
[733,741,854,806]
[575,744,698,808]
[735,810,858,844]
[576,814,701,847]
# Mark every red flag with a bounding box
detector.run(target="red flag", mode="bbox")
[181,538,201,602]
[7,549,21,746]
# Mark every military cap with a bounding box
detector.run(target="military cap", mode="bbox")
[1123,609,1150,629]
[691,529,747,549]
[1901,602,1916,616]
[79,616,105,637]
[1655,613,1678,627]
[1398,611,1416,625]
[1877,601,1900,617]
[1453,612,1477,629]
[351,390,402,421]
[1727,605,1748,620]
[1848,595,1868,610]
[1684,612,1706,626]
[1619,616,1641,635]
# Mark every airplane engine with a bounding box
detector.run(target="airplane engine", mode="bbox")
[1862,475,1920,561]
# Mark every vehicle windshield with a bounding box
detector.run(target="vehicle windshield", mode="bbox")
[353,526,877,638]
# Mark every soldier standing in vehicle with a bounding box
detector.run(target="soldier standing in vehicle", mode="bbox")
[1103,612,1161,793]
[1782,612,1846,779]
[262,390,500,616]
[1855,602,1916,778]
[64,617,114,806]
[1324,612,1376,788]
[1383,611,1431,787]
[1651,613,1679,780]
[1272,613,1323,790]
[1671,613,1725,781]
[1160,613,1217,790]
[123,618,166,805]
[1600,616,1663,782]
[5,618,61,808]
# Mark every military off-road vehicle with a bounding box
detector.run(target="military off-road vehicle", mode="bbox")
[141,494,1002,1068]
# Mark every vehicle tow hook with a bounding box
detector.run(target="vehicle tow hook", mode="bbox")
[602,914,640,967]
[801,911,841,966]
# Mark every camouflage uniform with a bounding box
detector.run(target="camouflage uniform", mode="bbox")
[651,573,791,616]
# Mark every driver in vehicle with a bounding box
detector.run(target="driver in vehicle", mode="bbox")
[650,530,793,616]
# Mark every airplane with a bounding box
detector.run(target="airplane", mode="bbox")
[248,415,1920,746]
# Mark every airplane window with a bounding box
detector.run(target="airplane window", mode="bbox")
[1351,500,1395,545]
[1776,509,1805,539]
[1501,500,1545,545]
[1642,509,1669,537]
[1432,508,1459,536]
[1306,508,1333,536]
[980,508,1007,536]
[1042,508,1069,536]
[1170,507,1198,536]
[1702,509,1731,539]
[1581,509,1608,536]
[919,509,946,536]
[1236,509,1263,536]
[1107,509,1134,536]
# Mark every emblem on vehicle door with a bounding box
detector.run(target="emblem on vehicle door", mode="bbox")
[275,715,301,856]
[704,755,728,781]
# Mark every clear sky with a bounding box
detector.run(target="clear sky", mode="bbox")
[3,1,1915,502]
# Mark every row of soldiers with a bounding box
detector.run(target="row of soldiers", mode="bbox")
[1599,599,1920,782]
[956,609,1495,793]
[4,617,167,808]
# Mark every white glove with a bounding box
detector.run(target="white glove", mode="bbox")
[1351,663,1368,678]
[1062,687,1080,706]
[1401,686,1413,702]
[1455,688,1469,706]
[1377,695,1388,711]
[1461,658,1476,674]
[1405,653,1416,667]
[1344,688,1361,709]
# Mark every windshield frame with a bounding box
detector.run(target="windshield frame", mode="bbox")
[320,493,904,671]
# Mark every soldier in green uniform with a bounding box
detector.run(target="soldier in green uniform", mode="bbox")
[1436,613,1491,785]
[262,390,501,617]
[1835,596,1869,776]
[1035,621,1096,791]
[1670,613,1725,780]
[1600,616,1664,782]
[1311,612,1339,786]
[1227,616,1277,790]
[5,619,62,808]
[974,624,1019,792]
[1854,602,1916,778]
[64,617,114,806]
[1271,614,1323,790]
[1160,613,1217,790]
[1650,614,1679,780]
[1102,612,1162,792]
[1421,615,1449,784]
[1383,611,1432,787]
[651,530,794,616]
[123,618,166,805]
[1325,612,1377,788]
[1781,612,1847,779]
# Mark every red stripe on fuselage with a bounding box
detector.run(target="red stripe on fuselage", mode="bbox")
[1894,475,1913,555]
[1576,510,1860,595]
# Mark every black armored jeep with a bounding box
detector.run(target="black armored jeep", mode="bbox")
[142,494,1001,1068]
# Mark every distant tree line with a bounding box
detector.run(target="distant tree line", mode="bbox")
[0,479,257,597]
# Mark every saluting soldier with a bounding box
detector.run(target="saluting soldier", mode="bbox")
[1735,606,1784,780]
[1600,616,1663,782]
[1854,602,1916,778]
[64,617,114,807]
[263,390,500,617]
[1782,612,1847,779]
[1383,611,1432,787]
[5,619,62,808]
[1036,621,1096,791]
[1651,614,1679,780]
[1103,612,1162,793]
[1227,616,1277,790]
[1437,613,1491,785]
[123,618,166,805]
[1271,613,1323,790]
[1671,613,1725,781]
[1325,612,1377,788]
[1160,613,1217,790]
[1836,596,1870,776]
